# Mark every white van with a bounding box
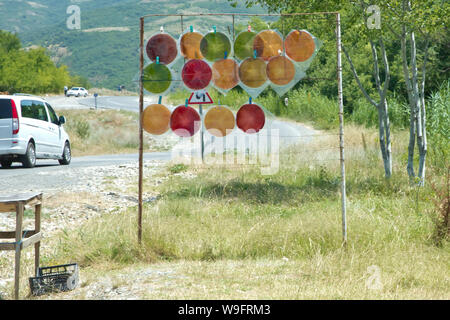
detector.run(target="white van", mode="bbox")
[0,94,71,168]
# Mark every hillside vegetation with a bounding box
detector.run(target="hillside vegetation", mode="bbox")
[0,0,268,90]
[0,30,88,93]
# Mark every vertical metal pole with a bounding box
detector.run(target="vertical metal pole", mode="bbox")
[336,13,347,246]
[199,104,204,163]
[138,17,144,245]
[232,15,235,42]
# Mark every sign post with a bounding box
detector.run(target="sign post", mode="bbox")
[188,91,214,163]
[94,93,98,109]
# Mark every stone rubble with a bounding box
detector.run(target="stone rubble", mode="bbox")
[0,159,188,299]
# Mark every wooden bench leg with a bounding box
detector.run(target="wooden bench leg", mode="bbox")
[14,203,24,300]
[34,203,41,275]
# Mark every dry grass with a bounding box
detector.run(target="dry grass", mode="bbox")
[57,109,152,156]
[88,88,137,96]
[2,123,448,300]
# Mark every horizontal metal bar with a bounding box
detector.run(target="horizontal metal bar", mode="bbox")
[141,12,339,19]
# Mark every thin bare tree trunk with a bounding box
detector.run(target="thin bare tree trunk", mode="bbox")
[400,25,416,180]
[343,39,392,178]
[400,0,428,186]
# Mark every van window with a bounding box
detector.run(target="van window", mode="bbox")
[0,99,12,119]
[46,103,59,125]
[21,100,49,122]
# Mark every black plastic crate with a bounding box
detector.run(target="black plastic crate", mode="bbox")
[29,263,79,296]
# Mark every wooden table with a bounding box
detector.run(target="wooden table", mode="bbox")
[0,192,43,300]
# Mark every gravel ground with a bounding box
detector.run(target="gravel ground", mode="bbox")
[0,159,181,299]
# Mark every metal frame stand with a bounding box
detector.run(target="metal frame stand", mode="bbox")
[137,12,347,246]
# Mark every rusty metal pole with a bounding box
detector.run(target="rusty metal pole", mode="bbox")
[336,13,347,246]
[138,17,144,245]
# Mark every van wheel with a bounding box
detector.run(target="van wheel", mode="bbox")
[0,160,13,168]
[22,142,36,168]
[59,142,71,165]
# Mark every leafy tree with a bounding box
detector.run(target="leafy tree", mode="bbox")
[238,0,449,183]
[0,31,86,94]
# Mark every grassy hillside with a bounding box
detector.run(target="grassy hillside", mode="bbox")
[0,0,269,90]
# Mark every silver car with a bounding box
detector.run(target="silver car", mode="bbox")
[66,87,88,97]
[0,94,71,168]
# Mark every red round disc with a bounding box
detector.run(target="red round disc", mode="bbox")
[170,105,201,137]
[146,34,178,64]
[182,59,212,90]
[236,104,265,133]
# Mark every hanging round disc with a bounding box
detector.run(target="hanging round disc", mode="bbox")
[170,105,201,137]
[204,106,235,137]
[285,30,316,62]
[142,104,171,135]
[239,57,267,88]
[234,31,257,60]
[266,55,295,86]
[212,59,239,90]
[182,59,212,90]
[142,63,172,94]
[200,32,231,62]
[236,103,265,133]
[253,30,283,61]
[180,31,204,60]
[146,33,178,65]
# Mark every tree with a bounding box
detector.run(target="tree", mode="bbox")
[239,0,449,184]
[375,0,449,185]
[238,0,394,177]
[0,30,82,94]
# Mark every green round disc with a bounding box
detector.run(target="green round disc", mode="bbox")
[142,63,172,94]
[234,31,256,60]
[200,32,231,62]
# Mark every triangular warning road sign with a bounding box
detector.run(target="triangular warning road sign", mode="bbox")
[188,91,214,104]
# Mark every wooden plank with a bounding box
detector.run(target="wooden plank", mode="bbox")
[0,203,16,212]
[0,192,42,203]
[0,242,15,250]
[35,203,41,273]
[14,202,24,300]
[25,199,41,208]
[21,232,42,249]
[0,230,36,239]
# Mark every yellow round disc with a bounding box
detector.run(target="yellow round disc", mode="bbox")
[204,106,235,137]
[180,32,204,60]
[253,30,283,61]
[285,30,316,62]
[267,56,295,86]
[239,57,267,88]
[142,104,171,135]
[212,59,240,90]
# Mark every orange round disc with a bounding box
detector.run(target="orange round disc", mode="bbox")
[266,56,295,86]
[142,104,171,135]
[204,106,235,137]
[180,32,204,60]
[212,59,239,90]
[253,30,283,61]
[285,30,315,62]
[239,58,267,88]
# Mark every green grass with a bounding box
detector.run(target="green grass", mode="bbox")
[36,124,449,299]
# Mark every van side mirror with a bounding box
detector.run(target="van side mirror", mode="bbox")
[59,116,66,125]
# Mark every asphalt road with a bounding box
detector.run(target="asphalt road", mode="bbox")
[1,95,317,187]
